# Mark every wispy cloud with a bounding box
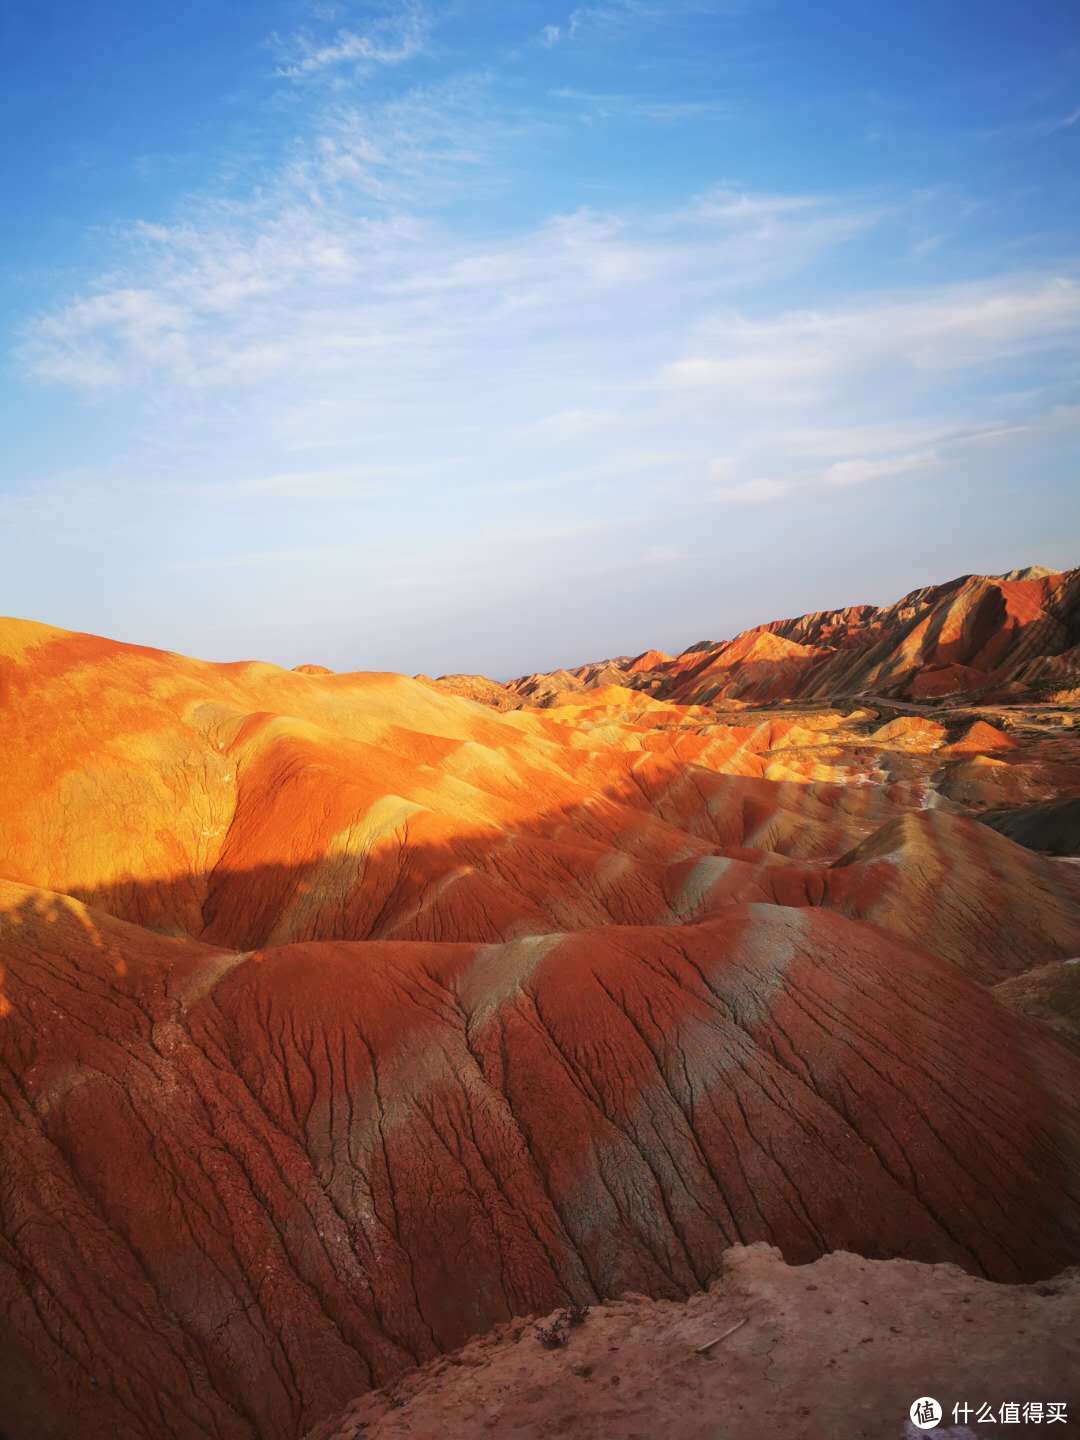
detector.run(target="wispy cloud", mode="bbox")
[660,277,1080,405]
[20,178,877,396]
[707,446,955,507]
[205,465,403,500]
[21,148,1080,543]
[273,0,429,79]
[531,408,627,439]
[649,277,1080,509]
[12,10,1080,667]
[285,75,502,204]
[539,0,723,46]
[711,475,793,505]
[822,450,940,489]
[550,87,729,122]
[171,510,643,575]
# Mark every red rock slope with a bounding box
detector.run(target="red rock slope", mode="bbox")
[1,608,1080,1440]
[3,883,1080,1440]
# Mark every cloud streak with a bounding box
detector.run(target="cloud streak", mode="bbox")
[661,278,1080,403]
[21,175,883,397]
[541,0,724,46]
[274,1,429,79]
[549,87,730,122]
[19,135,1080,535]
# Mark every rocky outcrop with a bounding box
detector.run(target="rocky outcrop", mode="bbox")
[420,673,521,710]
[307,1243,1080,1440]
[996,956,1080,1055]
[980,797,1080,855]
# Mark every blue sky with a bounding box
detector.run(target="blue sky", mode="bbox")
[3,0,1079,676]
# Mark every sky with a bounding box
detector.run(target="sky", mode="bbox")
[3,0,1080,677]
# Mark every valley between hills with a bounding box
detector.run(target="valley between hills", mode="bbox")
[2,564,1080,1440]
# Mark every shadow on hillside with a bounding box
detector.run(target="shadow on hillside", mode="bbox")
[0,750,951,953]
[1,724,1076,986]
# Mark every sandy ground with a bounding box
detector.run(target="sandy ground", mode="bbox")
[306,1243,1080,1440]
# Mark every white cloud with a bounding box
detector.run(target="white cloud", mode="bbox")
[291,74,501,202]
[693,189,823,222]
[533,408,626,439]
[15,33,1080,601]
[28,288,192,386]
[209,466,402,500]
[22,161,1080,544]
[538,0,727,47]
[773,416,1029,462]
[274,1,428,79]
[565,0,708,40]
[22,177,874,398]
[171,510,641,576]
[641,543,688,564]
[704,450,941,506]
[712,476,793,505]
[660,277,1080,406]
[822,451,940,489]
[549,87,729,122]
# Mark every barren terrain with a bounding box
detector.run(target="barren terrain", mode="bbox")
[1,565,1079,1440]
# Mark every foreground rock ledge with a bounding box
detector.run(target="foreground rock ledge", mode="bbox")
[307,1243,1080,1440]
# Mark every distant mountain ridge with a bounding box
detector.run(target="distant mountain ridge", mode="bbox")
[430,566,1080,710]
